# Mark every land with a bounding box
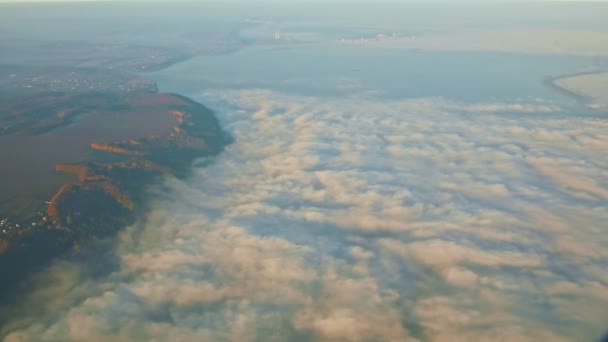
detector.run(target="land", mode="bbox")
[554,72,608,110]
[544,70,608,112]
[348,28,608,56]
[0,66,157,98]
[0,2,248,304]
[0,2,244,313]
[0,66,230,302]
[0,37,243,74]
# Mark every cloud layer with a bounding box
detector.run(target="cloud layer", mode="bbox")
[2,90,608,341]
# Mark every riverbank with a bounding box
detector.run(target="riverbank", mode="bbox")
[543,70,608,111]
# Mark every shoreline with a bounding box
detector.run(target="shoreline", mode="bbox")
[543,69,608,109]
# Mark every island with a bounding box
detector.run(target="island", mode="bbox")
[0,66,231,303]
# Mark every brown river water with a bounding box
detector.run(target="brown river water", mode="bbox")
[0,103,177,208]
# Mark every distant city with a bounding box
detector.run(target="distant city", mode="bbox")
[340,32,416,44]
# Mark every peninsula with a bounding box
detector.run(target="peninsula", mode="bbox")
[0,66,230,302]
[544,70,608,112]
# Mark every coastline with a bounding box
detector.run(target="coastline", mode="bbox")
[543,69,608,110]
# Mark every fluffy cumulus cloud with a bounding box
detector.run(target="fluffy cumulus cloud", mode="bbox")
[2,89,608,341]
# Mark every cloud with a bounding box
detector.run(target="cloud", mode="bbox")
[2,89,608,341]
[528,156,608,200]
[379,238,543,269]
[415,295,573,342]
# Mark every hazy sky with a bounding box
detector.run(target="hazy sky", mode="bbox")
[1,0,606,2]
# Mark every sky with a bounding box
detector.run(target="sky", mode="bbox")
[1,0,607,2]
